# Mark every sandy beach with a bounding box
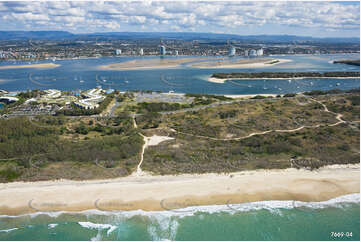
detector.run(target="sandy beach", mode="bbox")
[208,76,359,84]
[0,164,358,216]
[192,58,291,69]
[98,57,219,70]
[224,94,278,99]
[0,63,60,70]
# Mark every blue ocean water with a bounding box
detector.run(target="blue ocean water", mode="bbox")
[0,54,359,94]
[0,194,359,241]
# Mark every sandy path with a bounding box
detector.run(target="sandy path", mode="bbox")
[134,133,148,176]
[133,133,174,176]
[171,97,348,141]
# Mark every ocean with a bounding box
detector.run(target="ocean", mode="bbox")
[0,194,359,241]
[0,53,359,94]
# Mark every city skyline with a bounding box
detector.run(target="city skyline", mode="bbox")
[0,1,359,38]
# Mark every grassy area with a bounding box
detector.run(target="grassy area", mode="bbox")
[140,93,359,174]
[163,97,338,139]
[316,94,360,122]
[142,123,359,174]
[0,115,143,182]
[0,92,359,181]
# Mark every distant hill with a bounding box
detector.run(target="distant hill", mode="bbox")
[0,31,359,44]
[0,31,75,40]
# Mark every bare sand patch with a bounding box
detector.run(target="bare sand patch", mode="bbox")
[0,63,60,70]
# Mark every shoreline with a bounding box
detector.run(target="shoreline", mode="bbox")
[223,94,278,98]
[0,63,60,70]
[208,76,360,84]
[192,58,291,69]
[98,57,221,70]
[0,164,359,216]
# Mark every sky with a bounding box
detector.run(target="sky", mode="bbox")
[0,1,359,38]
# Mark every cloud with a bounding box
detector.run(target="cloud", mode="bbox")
[0,1,358,37]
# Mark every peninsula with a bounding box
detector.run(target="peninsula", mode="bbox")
[333,59,360,66]
[209,71,360,83]
[190,58,290,69]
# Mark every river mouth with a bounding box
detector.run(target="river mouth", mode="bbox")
[0,54,359,94]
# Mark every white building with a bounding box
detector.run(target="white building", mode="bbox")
[256,48,264,56]
[249,49,257,57]
[174,50,179,56]
[0,96,18,104]
[74,88,105,109]
[139,48,144,56]
[44,89,61,99]
[228,47,236,56]
[244,50,249,56]
[160,46,166,55]
[115,49,122,55]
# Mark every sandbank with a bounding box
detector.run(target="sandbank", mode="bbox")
[192,58,291,69]
[98,57,220,70]
[0,63,60,70]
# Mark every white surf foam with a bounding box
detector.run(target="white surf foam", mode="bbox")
[90,230,102,241]
[147,215,179,241]
[0,228,18,233]
[78,222,117,236]
[48,224,58,229]
[0,193,359,219]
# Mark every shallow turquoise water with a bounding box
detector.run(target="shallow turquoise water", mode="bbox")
[0,194,359,241]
